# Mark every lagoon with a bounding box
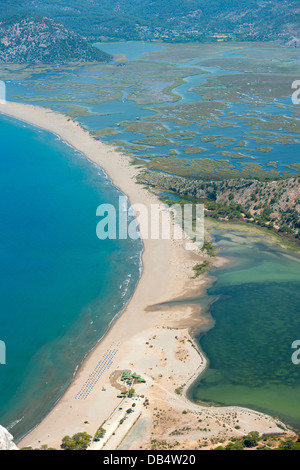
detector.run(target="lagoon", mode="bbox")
[189,226,300,430]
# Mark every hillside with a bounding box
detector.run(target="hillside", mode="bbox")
[0,14,112,64]
[0,0,299,42]
[0,425,18,450]
[139,172,300,240]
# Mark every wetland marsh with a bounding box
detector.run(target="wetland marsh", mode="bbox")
[3,41,300,181]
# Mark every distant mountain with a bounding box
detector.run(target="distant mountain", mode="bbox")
[0,0,299,42]
[0,14,112,64]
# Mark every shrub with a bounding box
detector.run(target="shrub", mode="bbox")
[61,432,92,450]
[243,431,260,448]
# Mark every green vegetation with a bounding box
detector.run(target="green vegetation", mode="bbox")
[133,137,171,147]
[208,201,246,220]
[91,127,121,138]
[192,261,210,278]
[146,157,285,181]
[119,121,169,135]
[61,432,92,450]
[140,172,300,241]
[94,426,106,440]
[184,146,206,154]
[244,431,260,447]
[215,432,300,450]
[21,445,56,450]
[217,151,255,160]
[201,136,217,143]
[201,240,216,256]
[146,102,228,126]
[52,105,104,120]
[120,371,146,387]
[0,14,112,64]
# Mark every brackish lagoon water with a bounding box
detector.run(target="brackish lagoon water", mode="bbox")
[0,115,142,440]
[188,227,300,430]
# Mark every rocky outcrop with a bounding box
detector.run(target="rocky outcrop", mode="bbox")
[284,36,300,48]
[0,426,18,450]
[0,14,112,64]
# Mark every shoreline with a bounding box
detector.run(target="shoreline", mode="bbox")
[0,102,291,450]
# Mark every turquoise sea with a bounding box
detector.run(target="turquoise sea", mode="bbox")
[0,115,142,440]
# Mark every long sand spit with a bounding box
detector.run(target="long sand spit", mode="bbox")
[0,102,291,450]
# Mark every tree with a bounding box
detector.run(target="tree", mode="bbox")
[243,431,260,448]
[225,441,245,450]
[39,444,56,450]
[278,438,300,450]
[94,426,106,440]
[61,432,92,450]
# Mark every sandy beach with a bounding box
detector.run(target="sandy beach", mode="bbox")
[0,101,291,450]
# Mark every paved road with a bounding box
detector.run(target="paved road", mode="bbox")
[88,397,143,450]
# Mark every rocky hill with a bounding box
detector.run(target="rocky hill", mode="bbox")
[0,425,18,450]
[0,14,112,64]
[139,172,300,240]
[284,36,300,48]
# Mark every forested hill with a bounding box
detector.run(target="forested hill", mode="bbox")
[0,0,299,42]
[0,14,112,64]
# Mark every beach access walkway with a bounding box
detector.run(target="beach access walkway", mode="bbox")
[88,397,143,450]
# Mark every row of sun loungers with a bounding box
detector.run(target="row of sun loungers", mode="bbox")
[74,344,119,400]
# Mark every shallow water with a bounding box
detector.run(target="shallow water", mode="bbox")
[0,115,142,439]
